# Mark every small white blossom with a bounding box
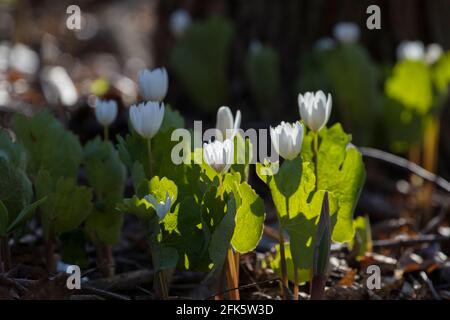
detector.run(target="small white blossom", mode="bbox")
[215,106,241,141]
[397,41,425,61]
[333,22,360,44]
[203,139,234,174]
[170,9,192,38]
[270,121,304,161]
[129,101,165,139]
[95,99,118,126]
[298,91,332,132]
[145,192,173,220]
[138,68,168,102]
[425,43,443,65]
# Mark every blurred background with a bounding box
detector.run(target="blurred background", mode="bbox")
[1,0,450,299]
[0,0,449,187]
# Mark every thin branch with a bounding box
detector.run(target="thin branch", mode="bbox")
[359,147,450,193]
[372,234,450,249]
[205,279,282,300]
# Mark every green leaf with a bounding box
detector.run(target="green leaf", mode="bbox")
[159,105,185,133]
[313,192,331,276]
[350,215,373,259]
[382,97,424,153]
[12,110,82,180]
[282,190,338,270]
[142,176,178,204]
[231,182,265,253]
[269,242,310,284]
[117,110,187,189]
[151,245,179,272]
[160,196,211,271]
[0,201,8,236]
[85,210,123,245]
[7,197,46,233]
[208,194,236,269]
[433,51,450,95]
[386,60,433,115]
[257,158,314,219]
[302,124,366,243]
[0,157,32,222]
[84,138,126,197]
[170,16,233,112]
[0,130,27,170]
[321,44,381,145]
[60,230,90,268]
[83,138,126,245]
[230,134,253,182]
[36,170,93,238]
[120,176,178,224]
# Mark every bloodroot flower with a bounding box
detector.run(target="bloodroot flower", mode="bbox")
[138,68,169,102]
[215,106,241,141]
[95,99,118,127]
[203,139,234,174]
[129,101,165,139]
[270,121,304,161]
[298,91,332,132]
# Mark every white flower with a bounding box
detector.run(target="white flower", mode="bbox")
[270,121,304,161]
[170,9,192,38]
[314,37,336,51]
[95,99,118,126]
[333,22,360,44]
[425,43,443,65]
[145,192,173,220]
[298,91,332,132]
[129,101,165,139]
[138,68,168,102]
[203,139,234,174]
[216,106,241,141]
[396,41,425,61]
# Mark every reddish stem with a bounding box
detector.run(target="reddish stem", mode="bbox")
[310,274,327,300]
[1,236,11,272]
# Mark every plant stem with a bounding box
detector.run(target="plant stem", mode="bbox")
[103,125,109,141]
[310,274,327,300]
[225,248,240,300]
[45,234,56,273]
[96,243,115,278]
[234,251,240,281]
[147,138,152,178]
[218,174,224,201]
[422,116,440,222]
[157,270,169,300]
[215,265,226,300]
[313,131,319,184]
[278,225,288,300]
[0,236,11,272]
[293,266,299,300]
[0,237,4,273]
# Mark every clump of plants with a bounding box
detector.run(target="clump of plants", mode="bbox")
[0,59,367,301]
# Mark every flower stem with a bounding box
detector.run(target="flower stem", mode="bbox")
[277,223,289,300]
[96,243,115,278]
[157,270,169,300]
[45,234,56,273]
[218,174,224,201]
[0,236,11,272]
[422,116,439,223]
[147,138,152,178]
[293,266,299,300]
[225,248,240,300]
[313,131,319,185]
[103,125,109,141]
[310,274,327,300]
